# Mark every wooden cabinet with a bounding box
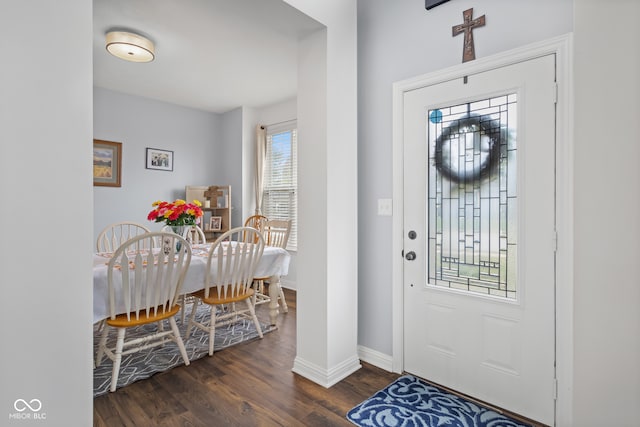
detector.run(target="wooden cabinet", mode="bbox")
[185,185,231,241]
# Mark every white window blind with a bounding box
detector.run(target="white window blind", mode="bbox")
[263,122,297,250]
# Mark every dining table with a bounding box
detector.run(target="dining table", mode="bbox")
[93,243,291,326]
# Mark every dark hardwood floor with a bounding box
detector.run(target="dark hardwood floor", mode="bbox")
[94,288,401,426]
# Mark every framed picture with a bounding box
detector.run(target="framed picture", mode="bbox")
[209,216,222,231]
[146,147,174,171]
[93,139,122,187]
[425,0,449,10]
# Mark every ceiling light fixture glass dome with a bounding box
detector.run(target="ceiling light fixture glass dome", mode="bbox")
[105,31,155,63]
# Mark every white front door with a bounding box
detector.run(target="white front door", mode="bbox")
[403,54,556,424]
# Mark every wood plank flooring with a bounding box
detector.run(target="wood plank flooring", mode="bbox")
[93,289,400,426]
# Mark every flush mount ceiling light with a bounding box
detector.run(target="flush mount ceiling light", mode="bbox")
[105,31,155,63]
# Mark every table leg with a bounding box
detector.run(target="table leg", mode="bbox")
[278,280,288,313]
[268,275,280,326]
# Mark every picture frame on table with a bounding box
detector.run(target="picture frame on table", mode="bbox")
[146,147,174,171]
[93,139,122,187]
[209,216,222,231]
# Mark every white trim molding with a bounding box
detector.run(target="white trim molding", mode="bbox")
[357,345,394,372]
[292,355,361,388]
[391,34,573,426]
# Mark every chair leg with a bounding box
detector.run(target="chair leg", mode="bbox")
[245,299,263,339]
[251,280,260,306]
[208,305,216,356]
[168,317,190,366]
[110,328,126,392]
[180,294,187,323]
[157,321,165,347]
[277,283,288,313]
[185,299,199,339]
[95,323,110,367]
[180,294,194,324]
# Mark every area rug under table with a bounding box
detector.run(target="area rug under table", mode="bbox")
[347,374,533,427]
[93,304,275,397]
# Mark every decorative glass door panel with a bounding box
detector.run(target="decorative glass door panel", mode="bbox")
[427,94,518,299]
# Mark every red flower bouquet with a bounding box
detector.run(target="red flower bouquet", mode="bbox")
[147,199,203,227]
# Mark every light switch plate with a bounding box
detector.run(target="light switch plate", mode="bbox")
[378,198,392,216]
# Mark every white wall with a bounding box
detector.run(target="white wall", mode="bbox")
[284,0,361,386]
[93,88,221,240]
[1,1,93,424]
[573,1,640,425]
[356,0,573,356]
[255,97,297,128]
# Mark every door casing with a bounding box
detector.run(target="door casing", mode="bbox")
[390,34,574,426]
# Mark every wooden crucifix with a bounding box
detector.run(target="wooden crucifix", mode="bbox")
[452,8,485,63]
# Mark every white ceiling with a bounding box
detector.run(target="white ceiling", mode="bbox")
[93,0,324,114]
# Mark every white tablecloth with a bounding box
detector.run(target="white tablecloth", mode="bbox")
[93,244,290,323]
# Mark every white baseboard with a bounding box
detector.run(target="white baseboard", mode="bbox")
[280,279,296,290]
[357,345,393,372]
[292,354,361,388]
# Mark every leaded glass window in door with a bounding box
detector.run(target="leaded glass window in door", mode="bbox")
[427,94,517,299]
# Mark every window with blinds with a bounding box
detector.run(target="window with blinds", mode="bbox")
[263,122,297,250]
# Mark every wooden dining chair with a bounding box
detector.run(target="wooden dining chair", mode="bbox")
[96,222,151,252]
[95,232,192,392]
[186,225,207,245]
[252,219,291,312]
[262,219,291,248]
[243,214,268,242]
[160,224,206,244]
[184,226,265,356]
[159,224,206,322]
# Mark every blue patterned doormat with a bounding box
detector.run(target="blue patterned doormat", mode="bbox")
[347,374,533,427]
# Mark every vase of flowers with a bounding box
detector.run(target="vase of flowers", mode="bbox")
[147,199,204,252]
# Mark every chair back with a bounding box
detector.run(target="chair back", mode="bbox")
[244,214,269,230]
[159,224,206,245]
[262,219,291,248]
[97,222,151,252]
[204,227,265,300]
[185,225,207,244]
[243,214,268,242]
[106,232,192,321]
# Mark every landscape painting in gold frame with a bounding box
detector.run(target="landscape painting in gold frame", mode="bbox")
[93,139,122,187]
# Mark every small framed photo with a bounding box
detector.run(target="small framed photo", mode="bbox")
[93,139,122,187]
[146,147,173,171]
[209,216,222,231]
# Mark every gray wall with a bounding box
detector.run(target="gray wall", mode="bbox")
[93,88,221,241]
[217,107,244,229]
[2,1,94,423]
[356,0,573,357]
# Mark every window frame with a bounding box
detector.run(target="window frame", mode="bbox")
[263,121,297,251]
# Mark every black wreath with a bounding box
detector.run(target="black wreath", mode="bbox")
[433,113,503,183]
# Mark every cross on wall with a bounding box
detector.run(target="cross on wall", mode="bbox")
[452,8,486,63]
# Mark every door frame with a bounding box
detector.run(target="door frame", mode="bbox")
[391,34,573,426]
